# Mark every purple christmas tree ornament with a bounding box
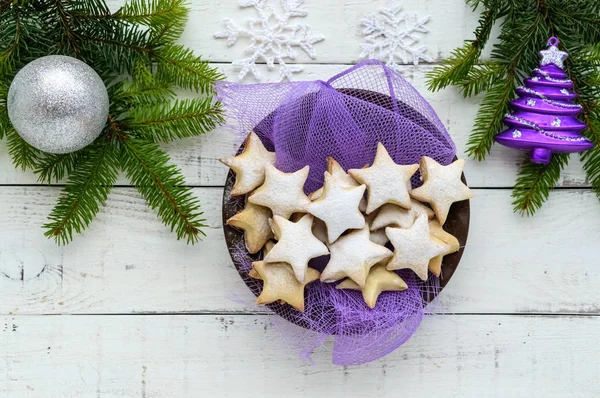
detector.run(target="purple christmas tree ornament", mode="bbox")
[495,37,594,165]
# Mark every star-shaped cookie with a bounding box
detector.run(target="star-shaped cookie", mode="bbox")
[226,201,273,254]
[310,157,368,212]
[220,132,276,196]
[428,220,460,277]
[321,226,392,287]
[264,214,329,283]
[307,172,366,243]
[336,263,408,308]
[410,157,473,225]
[349,143,419,214]
[369,228,389,246]
[369,201,434,231]
[249,164,311,219]
[252,261,320,312]
[386,214,449,281]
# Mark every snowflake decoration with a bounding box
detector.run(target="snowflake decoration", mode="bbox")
[560,88,569,95]
[513,130,522,138]
[551,117,562,127]
[358,3,432,68]
[214,0,325,81]
[527,99,537,107]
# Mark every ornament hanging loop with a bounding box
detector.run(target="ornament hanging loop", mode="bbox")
[548,36,559,46]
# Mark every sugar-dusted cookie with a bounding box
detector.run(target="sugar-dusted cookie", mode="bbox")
[226,201,274,254]
[310,157,368,212]
[386,214,448,281]
[220,132,276,196]
[312,217,329,244]
[349,143,419,214]
[410,157,473,225]
[336,263,408,308]
[427,220,460,277]
[249,164,311,219]
[263,240,276,255]
[370,201,434,231]
[321,226,392,287]
[252,261,320,312]
[369,228,389,246]
[264,214,329,283]
[307,172,366,243]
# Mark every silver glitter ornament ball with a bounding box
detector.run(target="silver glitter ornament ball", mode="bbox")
[8,55,109,154]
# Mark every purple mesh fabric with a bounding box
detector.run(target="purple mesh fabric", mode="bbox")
[218,60,456,365]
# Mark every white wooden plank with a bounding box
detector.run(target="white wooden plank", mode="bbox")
[0,64,590,188]
[0,186,598,315]
[0,314,598,397]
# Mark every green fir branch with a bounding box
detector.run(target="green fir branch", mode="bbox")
[127,98,224,142]
[0,0,223,244]
[427,1,503,92]
[155,44,224,93]
[112,61,176,106]
[428,1,600,214]
[113,81,175,106]
[0,81,8,140]
[118,0,188,33]
[460,62,505,98]
[44,141,120,245]
[465,78,515,160]
[0,5,23,79]
[34,150,86,184]
[6,128,41,170]
[120,137,206,243]
[55,0,82,57]
[511,154,570,216]
[582,146,600,200]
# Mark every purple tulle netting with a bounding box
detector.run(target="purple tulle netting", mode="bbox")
[218,60,457,365]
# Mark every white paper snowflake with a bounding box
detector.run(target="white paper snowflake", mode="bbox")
[214,0,325,81]
[358,3,432,68]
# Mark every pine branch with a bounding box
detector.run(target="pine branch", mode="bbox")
[127,98,223,142]
[6,128,42,170]
[466,78,515,160]
[0,4,23,79]
[34,150,86,184]
[78,21,152,74]
[460,62,505,97]
[427,1,503,92]
[155,44,224,93]
[511,154,570,216]
[118,0,188,35]
[578,99,600,200]
[44,141,120,245]
[113,81,175,106]
[0,0,223,244]
[0,81,8,140]
[563,43,600,200]
[55,0,81,57]
[111,61,176,106]
[120,137,206,243]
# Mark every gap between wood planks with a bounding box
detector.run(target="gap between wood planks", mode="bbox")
[3,312,599,317]
[0,184,593,191]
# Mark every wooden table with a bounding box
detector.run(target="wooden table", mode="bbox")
[1,1,599,396]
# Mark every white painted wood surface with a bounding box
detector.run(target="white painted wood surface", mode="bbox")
[1,315,599,397]
[0,1,598,396]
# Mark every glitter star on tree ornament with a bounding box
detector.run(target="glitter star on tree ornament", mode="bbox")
[539,44,568,69]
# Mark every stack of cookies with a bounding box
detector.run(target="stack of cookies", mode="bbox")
[221,132,473,311]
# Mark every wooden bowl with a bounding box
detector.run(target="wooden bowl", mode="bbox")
[222,89,470,326]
